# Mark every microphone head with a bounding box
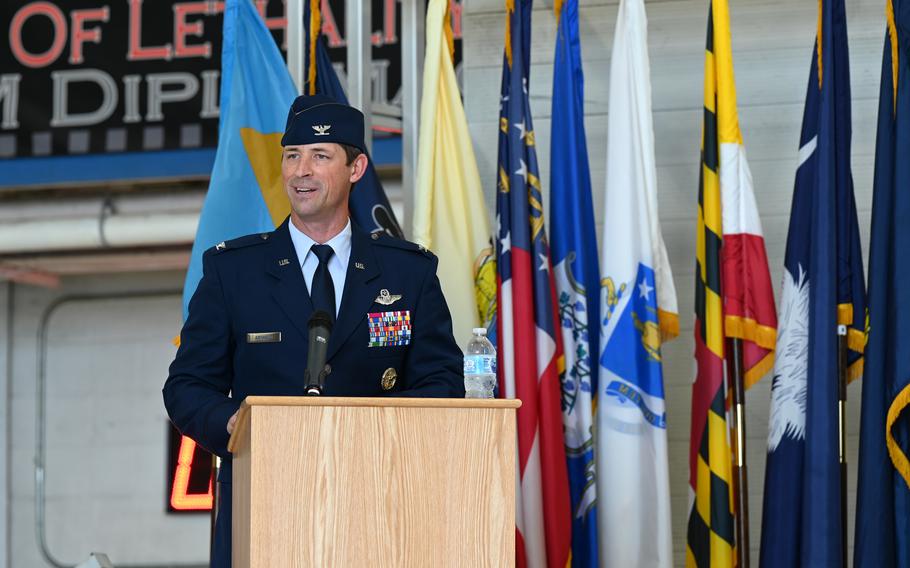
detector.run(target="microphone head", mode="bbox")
[309,310,333,331]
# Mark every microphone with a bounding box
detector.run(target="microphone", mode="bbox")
[304,310,333,395]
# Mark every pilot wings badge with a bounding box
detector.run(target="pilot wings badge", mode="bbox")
[374,289,402,306]
[312,124,331,136]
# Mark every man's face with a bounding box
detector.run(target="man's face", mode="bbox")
[281,143,367,226]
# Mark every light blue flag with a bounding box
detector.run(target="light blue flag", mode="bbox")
[182,0,297,317]
[596,0,678,565]
[549,1,599,566]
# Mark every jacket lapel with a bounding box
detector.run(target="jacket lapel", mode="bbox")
[266,219,313,339]
[327,226,380,360]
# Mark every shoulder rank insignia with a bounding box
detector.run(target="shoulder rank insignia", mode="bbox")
[215,241,226,251]
[375,289,402,306]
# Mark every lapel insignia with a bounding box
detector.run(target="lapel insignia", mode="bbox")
[375,289,401,306]
[381,367,397,391]
[278,258,290,266]
[312,124,331,136]
[354,261,365,270]
[216,241,226,251]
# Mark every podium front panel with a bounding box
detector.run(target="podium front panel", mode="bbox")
[231,399,516,567]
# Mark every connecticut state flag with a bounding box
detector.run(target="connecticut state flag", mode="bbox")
[182,0,296,316]
[549,1,599,566]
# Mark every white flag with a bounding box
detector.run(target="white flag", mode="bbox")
[596,0,678,565]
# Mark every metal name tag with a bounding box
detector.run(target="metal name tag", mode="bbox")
[246,332,282,343]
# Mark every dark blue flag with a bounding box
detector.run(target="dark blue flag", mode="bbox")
[854,2,910,566]
[303,1,402,237]
[759,0,866,566]
[549,1,599,566]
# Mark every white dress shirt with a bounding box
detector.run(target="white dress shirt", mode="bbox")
[288,219,352,316]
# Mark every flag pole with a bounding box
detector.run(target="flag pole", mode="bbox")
[210,455,220,562]
[286,0,304,93]
[836,326,848,565]
[727,337,750,568]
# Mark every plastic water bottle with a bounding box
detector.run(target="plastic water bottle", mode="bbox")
[464,328,497,398]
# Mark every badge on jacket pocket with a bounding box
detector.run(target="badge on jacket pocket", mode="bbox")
[246,332,282,343]
[367,311,411,347]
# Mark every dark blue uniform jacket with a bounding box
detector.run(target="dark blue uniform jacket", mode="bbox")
[163,219,464,566]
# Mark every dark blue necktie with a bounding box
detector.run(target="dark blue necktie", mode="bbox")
[309,244,336,321]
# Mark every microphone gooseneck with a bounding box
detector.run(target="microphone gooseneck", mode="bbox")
[304,310,333,395]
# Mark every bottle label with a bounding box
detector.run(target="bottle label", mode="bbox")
[464,354,496,375]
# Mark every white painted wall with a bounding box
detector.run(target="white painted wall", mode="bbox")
[463,0,880,565]
[2,272,209,567]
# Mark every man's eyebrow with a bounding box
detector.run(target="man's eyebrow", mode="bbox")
[283,145,335,154]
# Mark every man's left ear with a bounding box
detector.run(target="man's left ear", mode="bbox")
[349,153,369,184]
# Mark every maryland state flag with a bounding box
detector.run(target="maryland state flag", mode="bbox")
[688,0,777,565]
[182,0,297,316]
[854,1,910,565]
[496,1,572,566]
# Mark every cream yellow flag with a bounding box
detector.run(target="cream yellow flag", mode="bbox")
[412,0,491,346]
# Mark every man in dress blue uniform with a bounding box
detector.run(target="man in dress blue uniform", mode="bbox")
[163,94,464,567]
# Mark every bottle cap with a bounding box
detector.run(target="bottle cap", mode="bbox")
[472,327,487,335]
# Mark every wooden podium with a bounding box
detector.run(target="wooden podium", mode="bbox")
[227,396,520,567]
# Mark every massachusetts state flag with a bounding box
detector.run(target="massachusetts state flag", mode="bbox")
[495,1,571,566]
[597,0,678,566]
[854,2,910,565]
[688,0,776,565]
[549,0,599,566]
[760,0,866,565]
[182,0,297,316]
